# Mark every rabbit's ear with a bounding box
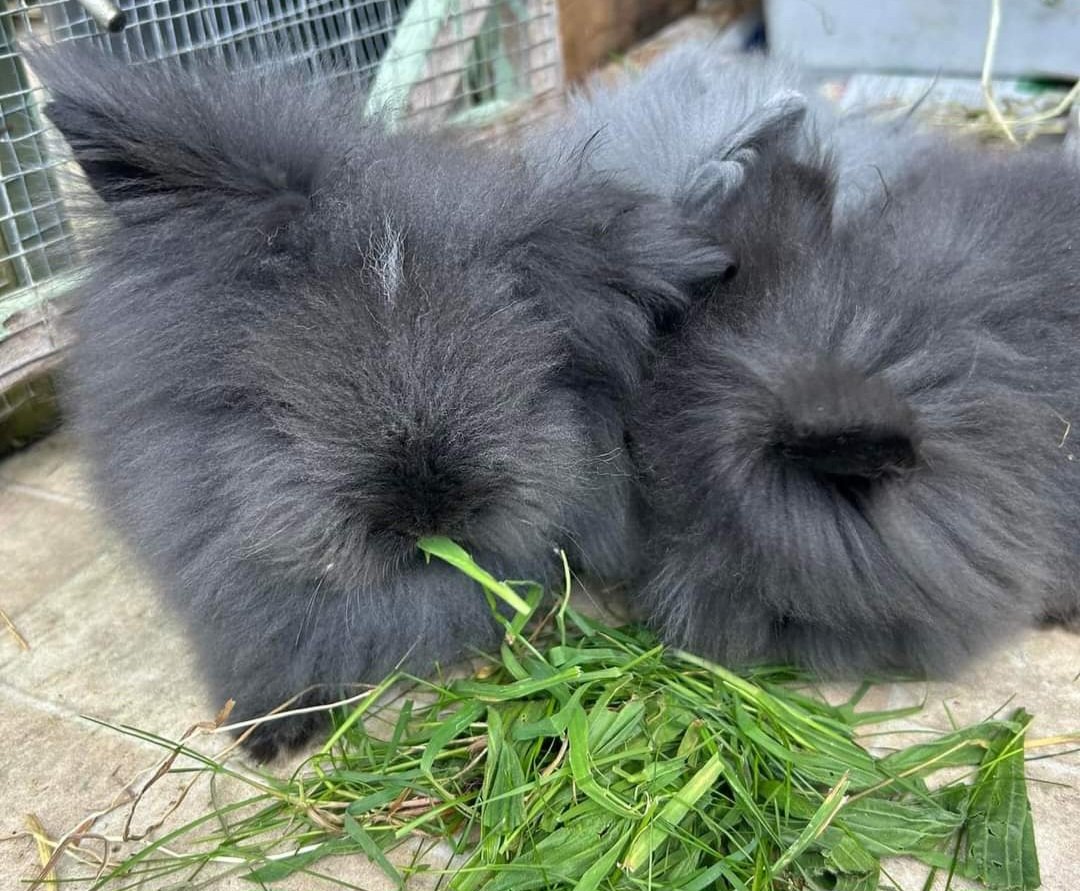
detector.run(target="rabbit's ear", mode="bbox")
[29,43,340,232]
[682,89,809,212]
[600,199,736,323]
[507,180,735,326]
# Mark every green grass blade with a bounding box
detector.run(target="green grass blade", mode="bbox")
[623,752,725,872]
[343,814,403,885]
[244,840,347,882]
[567,700,641,820]
[418,536,532,614]
[454,668,585,702]
[570,826,631,891]
[770,772,850,876]
[420,701,485,777]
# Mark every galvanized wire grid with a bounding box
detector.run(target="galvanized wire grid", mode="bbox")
[0,0,562,421]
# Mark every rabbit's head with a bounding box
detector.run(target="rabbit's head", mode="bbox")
[38,46,732,590]
[232,215,591,584]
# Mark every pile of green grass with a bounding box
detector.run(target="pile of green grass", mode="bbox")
[62,540,1049,891]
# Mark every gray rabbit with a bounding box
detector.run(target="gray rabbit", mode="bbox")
[34,45,732,757]
[633,122,1080,676]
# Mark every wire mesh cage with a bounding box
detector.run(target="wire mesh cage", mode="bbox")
[0,0,563,428]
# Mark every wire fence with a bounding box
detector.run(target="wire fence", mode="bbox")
[0,0,562,421]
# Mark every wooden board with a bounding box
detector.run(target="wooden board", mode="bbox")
[556,0,697,83]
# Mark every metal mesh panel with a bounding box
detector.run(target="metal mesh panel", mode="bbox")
[0,0,562,421]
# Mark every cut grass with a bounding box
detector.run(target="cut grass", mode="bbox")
[42,541,1069,891]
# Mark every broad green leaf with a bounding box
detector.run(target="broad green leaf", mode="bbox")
[838,797,963,856]
[796,849,879,891]
[966,709,1040,891]
[879,721,1019,776]
[822,835,879,875]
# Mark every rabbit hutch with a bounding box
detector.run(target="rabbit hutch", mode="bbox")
[0,0,574,452]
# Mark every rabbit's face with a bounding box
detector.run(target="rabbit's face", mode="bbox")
[209,143,733,591]
[235,229,593,587]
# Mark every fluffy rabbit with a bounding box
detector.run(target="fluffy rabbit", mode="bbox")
[634,132,1080,676]
[34,45,732,758]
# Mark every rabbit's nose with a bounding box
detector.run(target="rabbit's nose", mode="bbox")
[392,494,468,538]
[372,446,500,539]
[383,483,463,538]
[382,492,490,540]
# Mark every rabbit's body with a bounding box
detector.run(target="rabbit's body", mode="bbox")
[635,141,1080,676]
[36,47,731,757]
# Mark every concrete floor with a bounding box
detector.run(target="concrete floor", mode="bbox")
[2,428,1079,889]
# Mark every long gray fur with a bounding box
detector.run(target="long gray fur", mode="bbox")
[31,44,732,757]
[633,129,1080,676]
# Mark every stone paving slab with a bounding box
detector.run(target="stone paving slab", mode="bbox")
[0,484,102,616]
[0,427,93,505]
[0,686,162,887]
[1,548,207,721]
